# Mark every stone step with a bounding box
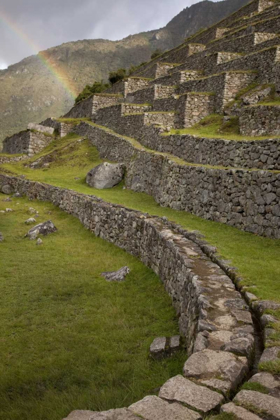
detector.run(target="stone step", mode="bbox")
[225,2,280,32]
[127,85,176,104]
[207,32,280,56]
[129,395,202,420]
[178,71,257,111]
[159,375,224,413]
[234,390,280,419]
[239,105,280,136]
[175,92,215,128]
[94,103,152,129]
[150,70,203,87]
[106,77,153,98]
[63,93,122,119]
[221,402,262,420]
[134,62,181,79]
[157,43,206,65]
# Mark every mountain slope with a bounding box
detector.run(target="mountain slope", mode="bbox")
[0,0,250,145]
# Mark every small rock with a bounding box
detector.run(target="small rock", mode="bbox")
[86,162,125,189]
[249,372,280,390]
[3,197,12,202]
[5,208,13,212]
[170,335,181,353]
[36,238,43,246]
[1,184,14,195]
[13,192,21,198]
[0,232,3,242]
[25,218,36,225]
[26,221,57,240]
[29,207,38,214]
[101,266,130,282]
[150,337,166,358]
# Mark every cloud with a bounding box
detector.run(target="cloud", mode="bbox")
[0,61,8,70]
[0,0,217,66]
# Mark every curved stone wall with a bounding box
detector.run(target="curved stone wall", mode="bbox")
[1,174,279,419]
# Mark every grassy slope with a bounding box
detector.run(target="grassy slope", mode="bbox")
[0,193,185,420]
[1,135,279,307]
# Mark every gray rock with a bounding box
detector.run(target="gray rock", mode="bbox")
[150,337,166,358]
[26,221,57,240]
[222,337,254,357]
[170,335,181,353]
[221,402,262,420]
[249,372,280,389]
[36,238,43,246]
[183,349,248,390]
[234,390,280,419]
[0,232,3,242]
[129,395,201,420]
[86,163,125,189]
[89,409,140,420]
[101,266,130,282]
[28,123,54,135]
[200,378,232,394]
[159,375,224,413]
[1,184,13,195]
[25,217,36,225]
[63,411,96,420]
[259,346,280,364]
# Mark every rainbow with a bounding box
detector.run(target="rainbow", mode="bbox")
[0,10,78,99]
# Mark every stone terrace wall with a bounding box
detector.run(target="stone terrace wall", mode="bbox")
[2,130,53,156]
[240,105,280,136]
[93,106,280,171]
[75,123,280,238]
[207,33,280,55]
[106,78,151,97]
[64,95,121,119]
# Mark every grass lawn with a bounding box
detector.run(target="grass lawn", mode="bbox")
[0,194,185,420]
[1,133,280,342]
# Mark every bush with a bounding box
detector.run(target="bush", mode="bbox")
[108,68,127,85]
[151,49,163,60]
[75,81,109,104]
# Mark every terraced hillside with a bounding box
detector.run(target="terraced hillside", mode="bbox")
[1,0,280,419]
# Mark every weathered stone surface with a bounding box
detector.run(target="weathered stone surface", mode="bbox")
[129,395,201,420]
[63,411,95,420]
[86,163,125,189]
[183,349,248,390]
[101,266,130,282]
[259,346,280,364]
[249,372,280,389]
[234,390,280,419]
[28,123,54,135]
[89,409,140,420]
[150,337,166,358]
[26,221,57,240]
[159,375,224,413]
[170,335,181,352]
[1,184,14,195]
[222,337,254,357]
[200,378,232,394]
[221,402,262,420]
[25,217,36,225]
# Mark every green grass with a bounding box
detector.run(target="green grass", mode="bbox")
[259,360,280,375]
[0,194,185,420]
[165,114,280,141]
[207,414,237,420]
[240,382,268,394]
[1,138,280,314]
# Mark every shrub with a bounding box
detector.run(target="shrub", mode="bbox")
[75,81,109,104]
[108,68,127,85]
[151,49,163,60]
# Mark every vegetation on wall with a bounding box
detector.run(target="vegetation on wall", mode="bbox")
[75,81,109,104]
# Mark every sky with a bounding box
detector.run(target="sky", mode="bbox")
[0,0,219,69]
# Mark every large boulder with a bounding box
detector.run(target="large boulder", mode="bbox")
[26,221,57,240]
[86,163,125,189]
[1,184,14,195]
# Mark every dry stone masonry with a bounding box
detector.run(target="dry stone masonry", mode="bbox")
[1,173,279,420]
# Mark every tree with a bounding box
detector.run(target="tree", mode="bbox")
[75,81,109,104]
[108,68,127,85]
